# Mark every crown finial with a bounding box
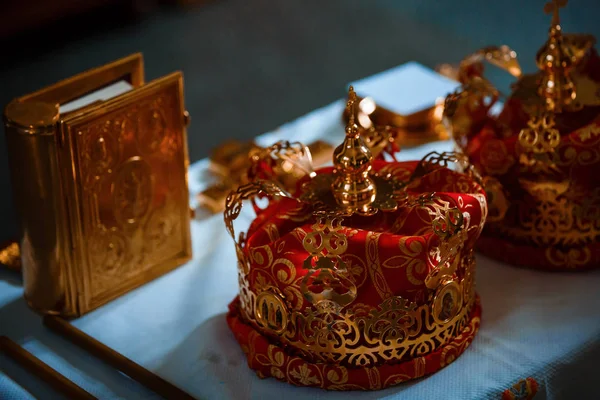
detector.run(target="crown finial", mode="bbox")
[537,0,575,112]
[345,86,359,138]
[331,86,376,214]
[544,0,567,26]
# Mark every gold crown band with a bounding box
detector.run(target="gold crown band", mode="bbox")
[236,251,475,367]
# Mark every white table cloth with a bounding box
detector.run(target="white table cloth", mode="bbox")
[1,62,599,400]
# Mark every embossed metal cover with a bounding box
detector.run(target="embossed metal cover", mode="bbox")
[61,72,192,315]
[4,54,192,317]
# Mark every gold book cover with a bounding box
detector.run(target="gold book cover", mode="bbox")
[3,53,192,317]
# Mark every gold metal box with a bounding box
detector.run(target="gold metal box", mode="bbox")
[3,53,192,317]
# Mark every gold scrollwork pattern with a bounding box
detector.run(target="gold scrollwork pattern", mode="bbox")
[361,125,396,160]
[231,306,481,390]
[545,246,592,268]
[224,180,302,322]
[301,215,357,307]
[518,111,561,173]
[365,232,394,300]
[112,157,154,227]
[240,266,475,367]
[298,170,408,215]
[224,180,292,240]
[490,121,600,254]
[410,151,481,185]
[443,78,500,147]
[233,192,478,367]
[494,180,600,248]
[228,192,478,368]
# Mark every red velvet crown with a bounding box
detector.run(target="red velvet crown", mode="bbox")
[224,88,488,390]
[443,1,600,271]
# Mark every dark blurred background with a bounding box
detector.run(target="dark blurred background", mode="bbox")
[0,0,599,242]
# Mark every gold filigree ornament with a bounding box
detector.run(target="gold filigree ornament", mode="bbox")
[301,215,357,307]
[517,111,562,174]
[224,86,483,367]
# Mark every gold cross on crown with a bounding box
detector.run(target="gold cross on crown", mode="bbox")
[544,0,567,25]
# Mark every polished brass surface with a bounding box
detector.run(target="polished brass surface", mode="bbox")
[306,139,333,167]
[4,103,69,314]
[360,124,396,160]
[4,100,60,131]
[299,172,406,216]
[515,1,577,171]
[224,89,473,224]
[308,87,407,216]
[461,45,522,80]
[332,87,377,214]
[3,54,192,317]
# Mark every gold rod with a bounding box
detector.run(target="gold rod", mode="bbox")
[43,316,196,400]
[0,336,96,400]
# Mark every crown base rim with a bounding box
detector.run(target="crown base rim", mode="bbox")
[476,232,600,271]
[226,296,481,391]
